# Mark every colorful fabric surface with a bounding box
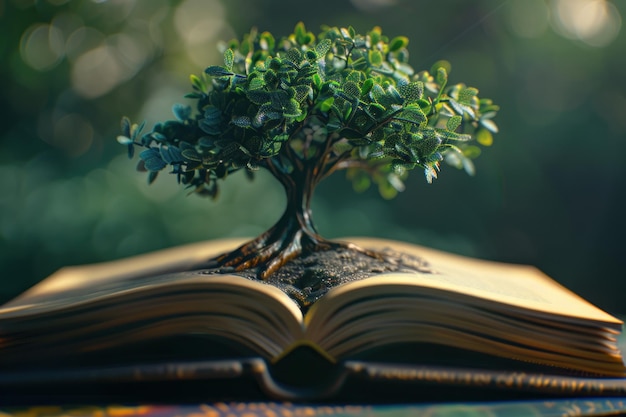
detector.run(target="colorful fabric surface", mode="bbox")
[2,398,626,417]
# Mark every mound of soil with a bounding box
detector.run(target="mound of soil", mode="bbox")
[205,245,434,311]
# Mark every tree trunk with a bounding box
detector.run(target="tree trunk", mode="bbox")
[195,141,382,280]
[202,158,337,279]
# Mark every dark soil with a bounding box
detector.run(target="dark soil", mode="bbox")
[204,245,434,312]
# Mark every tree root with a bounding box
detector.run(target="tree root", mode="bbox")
[201,229,384,281]
[191,229,435,311]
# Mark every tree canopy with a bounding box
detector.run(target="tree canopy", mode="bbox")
[118,22,498,201]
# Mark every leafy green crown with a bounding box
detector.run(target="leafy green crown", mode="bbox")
[118,22,499,199]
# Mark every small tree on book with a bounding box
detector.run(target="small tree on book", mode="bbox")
[118,23,499,287]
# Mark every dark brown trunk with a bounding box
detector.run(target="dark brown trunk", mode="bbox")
[196,149,381,280]
[204,158,336,279]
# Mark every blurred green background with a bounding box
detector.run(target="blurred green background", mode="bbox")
[1,0,625,313]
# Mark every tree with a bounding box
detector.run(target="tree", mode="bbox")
[118,23,499,280]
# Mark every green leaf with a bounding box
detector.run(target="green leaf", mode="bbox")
[259,31,275,51]
[273,133,290,142]
[253,104,282,127]
[343,81,361,100]
[342,101,353,121]
[283,98,302,117]
[368,50,383,66]
[181,148,201,162]
[284,48,303,66]
[147,171,159,184]
[446,115,462,131]
[449,99,476,119]
[370,84,386,103]
[294,22,307,44]
[416,98,431,114]
[350,171,371,193]
[458,87,478,105]
[172,104,192,121]
[189,74,204,92]
[440,130,472,142]
[395,104,426,126]
[305,50,317,61]
[480,118,499,133]
[369,27,382,44]
[476,128,494,146]
[130,121,145,141]
[332,140,353,155]
[263,69,278,86]
[361,78,374,96]
[248,76,265,91]
[260,141,282,157]
[239,38,252,55]
[463,145,482,159]
[231,116,252,128]
[200,107,221,135]
[223,49,234,71]
[385,85,403,104]
[247,90,270,105]
[436,67,448,86]
[152,132,167,142]
[430,60,451,77]
[399,81,423,103]
[116,135,132,145]
[378,180,399,199]
[311,73,322,90]
[320,97,334,112]
[315,39,332,58]
[140,149,167,171]
[388,36,409,52]
[390,159,414,173]
[160,146,183,164]
[205,66,233,77]
[462,157,475,176]
[293,85,311,102]
[416,136,443,156]
[388,173,406,192]
[198,137,216,150]
[269,90,291,110]
[120,117,131,137]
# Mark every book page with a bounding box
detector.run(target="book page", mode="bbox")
[0,239,303,333]
[0,238,246,312]
[312,237,621,327]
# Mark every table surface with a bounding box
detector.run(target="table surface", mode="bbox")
[2,398,626,417]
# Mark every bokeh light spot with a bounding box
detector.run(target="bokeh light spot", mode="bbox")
[19,23,65,71]
[174,0,225,45]
[71,45,123,98]
[551,0,622,47]
[109,32,152,69]
[65,27,105,62]
[174,0,228,66]
[51,12,84,40]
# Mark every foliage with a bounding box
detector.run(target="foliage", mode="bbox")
[118,22,499,200]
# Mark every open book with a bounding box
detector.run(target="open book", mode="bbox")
[0,238,625,402]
